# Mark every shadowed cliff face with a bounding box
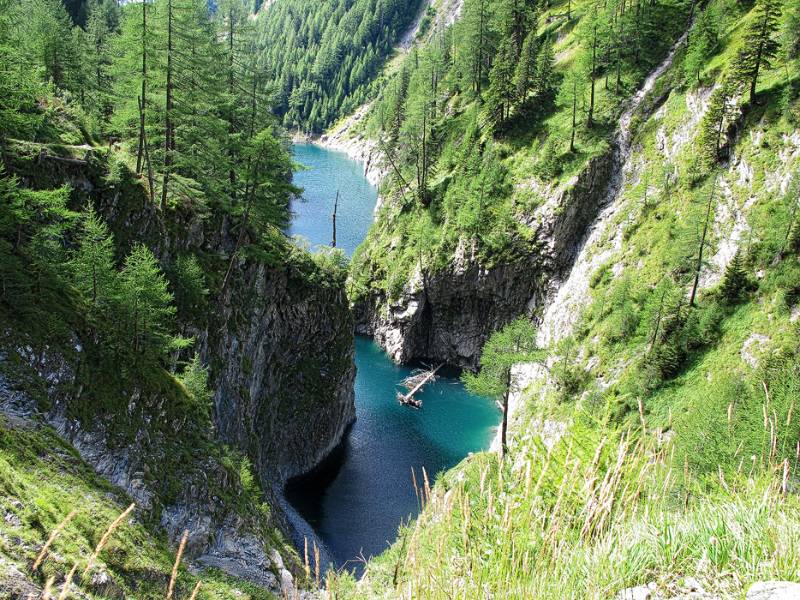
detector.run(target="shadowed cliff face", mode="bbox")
[353,153,614,370]
[0,152,356,590]
[206,258,357,484]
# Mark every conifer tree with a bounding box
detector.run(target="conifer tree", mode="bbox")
[720,250,748,302]
[733,0,782,104]
[534,36,557,98]
[69,207,117,316]
[485,38,516,125]
[119,244,177,356]
[684,5,720,85]
[514,30,540,108]
[463,317,542,460]
[698,81,736,165]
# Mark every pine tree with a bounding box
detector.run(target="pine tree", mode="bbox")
[111,0,160,196]
[461,0,491,95]
[69,207,117,318]
[462,317,542,460]
[514,30,539,108]
[559,67,587,153]
[689,177,718,308]
[684,5,720,85]
[732,0,782,104]
[533,36,557,99]
[698,81,736,166]
[119,244,177,356]
[720,250,748,302]
[485,38,516,126]
[84,0,119,123]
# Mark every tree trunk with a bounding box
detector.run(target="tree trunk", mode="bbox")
[161,0,174,210]
[570,80,577,152]
[136,1,147,175]
[500,369,511,460]
[689,177,716,307]
[588,24,597,127]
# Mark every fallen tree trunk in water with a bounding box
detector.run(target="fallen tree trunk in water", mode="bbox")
[397,364,443,408]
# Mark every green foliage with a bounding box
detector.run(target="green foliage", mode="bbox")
[674,359,800,477]
[180,353,212,420]
[119,244,182,357]
[684,3,722,85]
[720,250,749,302]
[256,0,423,132]
[463,317,542,399]
[69,206,117,321]
[697,80,738,166]
[731,0,782,102]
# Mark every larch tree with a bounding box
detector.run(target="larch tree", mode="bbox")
[463,317,542,460]
[733,0,782,104]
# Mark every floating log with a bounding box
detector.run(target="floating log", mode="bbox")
[397,364,443,408]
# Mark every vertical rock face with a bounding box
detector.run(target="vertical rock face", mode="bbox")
[353,153,614,370]
[2,154,357,588]
[93,171,357,486]
[206,258,356,484]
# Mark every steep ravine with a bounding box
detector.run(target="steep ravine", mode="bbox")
[0,153,356,595]
[345,27,692,371]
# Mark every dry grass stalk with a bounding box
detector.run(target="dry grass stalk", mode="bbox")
[303,537,310,580]
[41,576,55,600]
[83,503,135,577]
[187,581,202,600]
[166,529,189,600]
[782,458,790,495]
[33,510,78,571]
[57,564,77,600]
[422,467,431,506]
[313,541,320,588]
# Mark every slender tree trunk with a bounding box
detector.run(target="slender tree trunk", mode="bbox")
[161,0,174,210]
[588,24,597,127]
[648,285,668,353]
[331,190,338,248]
[689,177,717,307]
[500,369,512,460]
[228,9,237,199]
[570,80,577,152]
[136,1,147,174]
[750,20,767,104]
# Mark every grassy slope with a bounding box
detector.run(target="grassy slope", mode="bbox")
[0,416,277,600]
[348,0,690,302]
[326,0,800,596]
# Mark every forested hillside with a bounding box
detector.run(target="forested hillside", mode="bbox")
[256,0,424,133]
[1,0,352,597]
[326,0,800,595]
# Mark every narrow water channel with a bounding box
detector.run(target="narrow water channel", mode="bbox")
[286,143,499,574]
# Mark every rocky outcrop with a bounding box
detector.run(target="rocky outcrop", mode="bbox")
[1,151,356,591]
[0,362,296,596]
[354,152,614,370]
[204,258,356,484]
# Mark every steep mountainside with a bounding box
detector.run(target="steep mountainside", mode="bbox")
[322,0,800,595]
[0,0,357,596]
[256,0,425,132]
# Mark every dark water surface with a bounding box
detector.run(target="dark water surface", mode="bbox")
[286,144,498,574]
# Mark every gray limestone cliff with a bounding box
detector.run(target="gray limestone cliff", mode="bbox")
[0,150,356,592]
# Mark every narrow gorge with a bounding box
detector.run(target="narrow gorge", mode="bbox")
[2,0,799,598]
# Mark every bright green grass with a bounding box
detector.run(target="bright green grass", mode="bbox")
[0,418,279,600]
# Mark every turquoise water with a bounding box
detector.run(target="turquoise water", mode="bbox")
[288,144,378,257]
[285,144,498,574]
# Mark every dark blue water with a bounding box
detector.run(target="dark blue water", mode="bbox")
[288,144,378,257]
[285,144,498,574]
